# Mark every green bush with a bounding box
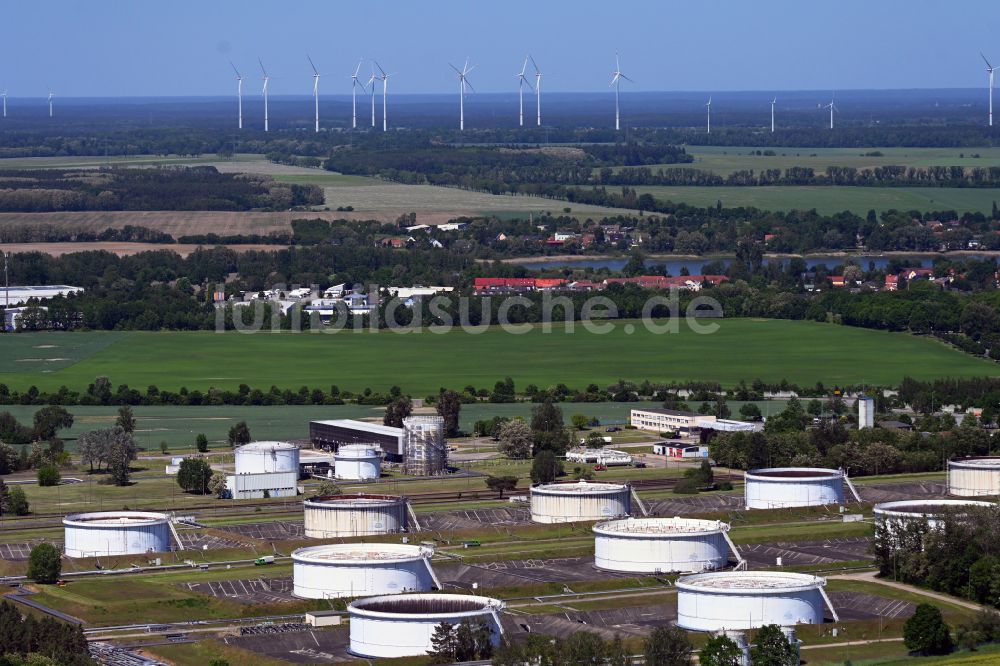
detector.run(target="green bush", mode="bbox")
[37,464,61,487]
[673,477,701,494]
[27,543,62,583]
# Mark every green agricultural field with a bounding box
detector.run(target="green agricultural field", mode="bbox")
[632,184,1000,215]
[0,319,994,396]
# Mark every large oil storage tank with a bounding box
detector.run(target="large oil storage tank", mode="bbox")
[676,571,832,631]
[63,511,171,558]
[402,416,448,476]
[348,593,505,659]
[530,480,631,524]
[303,494,408,538]
[234,441,300,474]
[744,467,845,509]
[334,444,382,481]
[292,543,437,599]
[593,517,735,573]
[874,499,996,531]
[948,457,1000,497]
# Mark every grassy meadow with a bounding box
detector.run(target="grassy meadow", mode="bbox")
[0,319,995,396]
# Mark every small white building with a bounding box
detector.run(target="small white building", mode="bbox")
[566,448,632,466]
[858,397,875,429]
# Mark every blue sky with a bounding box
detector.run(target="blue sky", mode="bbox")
[2,0,998,97]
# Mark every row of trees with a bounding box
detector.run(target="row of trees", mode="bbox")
[0,599,91,665]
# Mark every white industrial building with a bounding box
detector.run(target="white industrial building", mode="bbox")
[566,448,633,466]
[348,594,505,659]
[303,494,410,538]
[402,415,448,476]
[292,543,438,599]
[530,480,631,524]
[63,511,171,558]
[858,397,875,429]
[334,444,382,481]
[2,284,84,307]
[593,517,739,573]
[744,467,853,509]
[226,441,300,499]
[630,408,762,435]
[948,457,1000,496]
[874,499,996,533]
[676,571,836,631]
[309,419,405,462]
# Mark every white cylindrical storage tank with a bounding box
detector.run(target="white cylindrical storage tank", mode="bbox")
[63,511,171,558]
[593,517,732,573]
[293,543,436,599]
[744,467,845,509]
[334,444,382,481]
[303,494,408,538]
[676,571,829,631]
[530,480,631,524]
[948,457,1000,497]
[348,594,504,659]
[234,441,300,475]
[874,499,996,531]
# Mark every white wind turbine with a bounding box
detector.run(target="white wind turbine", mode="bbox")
[609,53,633,131]
[308,54,321,132]
[259,59,270,132]
[2,90,6,118]
[375,61,390,132]
[771,97,776,133]
[517,56,533,127]
[983,53,995,127]
[706,97,712,134]
[367,65,377,127]
[531,55,542,126]
[47,91,53,118]
[824,94,837,129]
[230,61,243,129]
[450,59,475,131]
[350,59,365,129]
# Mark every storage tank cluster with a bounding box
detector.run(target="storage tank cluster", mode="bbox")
[530,480,631,523]
[874,499,996,531]
[334,444,382,481]
[292,543,438,599]
[676,571,833,631]
[744,467,845,509]
[348,593,505,659]
[63,511,171,558]
[303,494,409,538]
[593,517,736,573]
[948,457,1000,497]
[402,416,448,476]
[227,441,300,499]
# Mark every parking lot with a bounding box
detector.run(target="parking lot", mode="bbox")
[436,556,633,589]
[420,507,532,532]
[737,536,873,568]
[645,493,744,516]
[223,629,351,664]
[828,591,916,620]
[503,602,677,640]
[214,521,306,540]
[857,481,948,503]
[181,576,295,605]
[0,541,62,561]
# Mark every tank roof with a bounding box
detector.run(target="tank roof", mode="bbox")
[950,457,1000,468]
[336,444,381,458]
[293,543,429,563]
[533,480,628,493]
[304,493,404,506]
[594,516,728,536]
[678,571,825,592]
[350,593,502,616]
[236,441,298,452]
[64,511,168,526]
[747,467,842,479]
[875,499,996,515]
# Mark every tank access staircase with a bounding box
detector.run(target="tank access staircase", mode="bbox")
[406,500,423,532]
[722,529,747,570]
[819,584,841,622]
[843,474,863,503]
[629,485,650,517]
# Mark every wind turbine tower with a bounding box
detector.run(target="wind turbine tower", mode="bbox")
[47,91,53,118]
[609,53,633,131]
[259,59,270,132]
[531,55,542,126]
[350,59,365,129]
[2,90,6,118]
[825,95,837,130]
[771,97,776,133]
[450,59,475,131]
[368,65,377,127]
[230,62,243,129]
[375,61,389,132]
[706,97,712,134]
[308,55,321,132]
[983,53,996,127]
[517,56,533,127]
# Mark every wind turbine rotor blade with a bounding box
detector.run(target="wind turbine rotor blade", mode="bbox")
[353,59,363,77]
[530,55,540,73]
[520,56,528,76]
[258,58,268,76]
[465,78,476,93]
[230,60,241,78]
[620,73,634,83]
[466,63,477,75]
[307,54,319,75]
[374,61,387,77]
[449,63,462,76]
[983,52,994,69]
